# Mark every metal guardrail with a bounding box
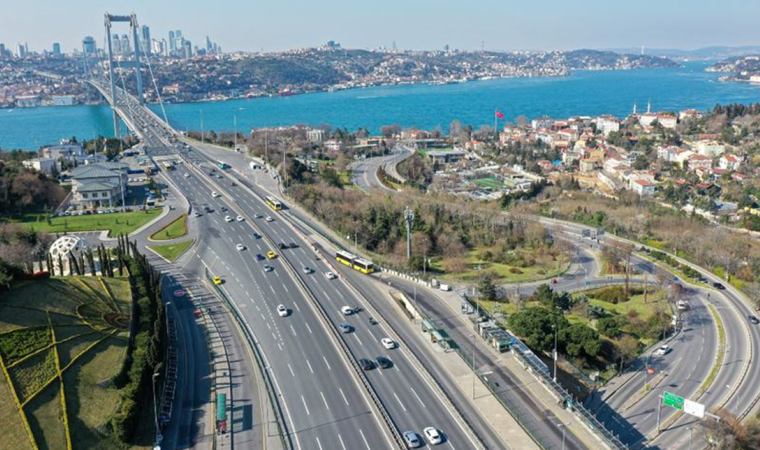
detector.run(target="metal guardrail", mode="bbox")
[205,267,293,450]
[457,293,629,450]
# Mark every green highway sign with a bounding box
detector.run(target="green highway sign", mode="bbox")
[663,391,684,411]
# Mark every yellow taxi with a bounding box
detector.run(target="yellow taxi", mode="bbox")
[267,251,277,259]
[212,276,223,285]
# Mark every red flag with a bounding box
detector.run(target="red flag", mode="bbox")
[495,110,504,119]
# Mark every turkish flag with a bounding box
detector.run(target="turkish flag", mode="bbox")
[495,111,504,119]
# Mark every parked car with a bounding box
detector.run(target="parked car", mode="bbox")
[654,345,672,356]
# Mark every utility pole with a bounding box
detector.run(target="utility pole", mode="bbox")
[233,115,237,151]
[471,333,476,399]
[152,372,160,441]
[553,323,558,382]
[656,394,663,431]
[404,206,413,260]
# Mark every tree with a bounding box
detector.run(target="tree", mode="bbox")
[598,317,622,338]
[478,271,498,302]
[508,307,568,352]
[559,323,601,358]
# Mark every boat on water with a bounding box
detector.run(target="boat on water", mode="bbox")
[278,88,297,97]
[7,109,13,113]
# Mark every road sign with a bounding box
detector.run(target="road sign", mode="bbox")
[663,391,684,411]
[174,289,185,297]
[684,399,705,418]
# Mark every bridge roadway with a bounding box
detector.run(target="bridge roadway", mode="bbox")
[101,86,489,449]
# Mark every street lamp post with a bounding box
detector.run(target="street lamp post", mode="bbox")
[552,323,558,382]
[152,372,161,441]
[200,110,204,143]
[471,333,476,399]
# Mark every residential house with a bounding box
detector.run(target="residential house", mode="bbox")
[718,154,741,171]
[631,179,656,196]
[695,140,725,157]
[41,142,84,160]
[687,154,712,173]
[595,115,620,136]
[22,157,57,175]
[639,112,677,129]
[69,162,129,208]
[426,149,467,164]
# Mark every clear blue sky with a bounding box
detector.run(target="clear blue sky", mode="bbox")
[2,0,759,53]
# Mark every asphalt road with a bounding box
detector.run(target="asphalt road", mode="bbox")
[175,148,485,449]
[349,146,413,193]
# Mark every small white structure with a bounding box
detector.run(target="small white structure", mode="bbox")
[49,235,90,274]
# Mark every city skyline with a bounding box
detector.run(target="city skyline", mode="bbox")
[1,0,759,54]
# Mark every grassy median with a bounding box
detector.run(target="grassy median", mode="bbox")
[150,214,188,241]
[148,239,195,262]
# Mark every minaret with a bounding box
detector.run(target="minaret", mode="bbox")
[632,101,637,116]
[647,100,651,114]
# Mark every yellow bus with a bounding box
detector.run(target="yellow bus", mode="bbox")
[265,196,283,211]
[335,250,375,274]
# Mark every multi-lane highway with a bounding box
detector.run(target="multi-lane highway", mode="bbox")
[350,146,414,193]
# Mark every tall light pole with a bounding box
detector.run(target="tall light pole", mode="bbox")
[233,115,238,151]
[152,372,161,440]
[404,206,413,260]
[557,423,567,450]
[552,323,558,382]
[471,333,476,399]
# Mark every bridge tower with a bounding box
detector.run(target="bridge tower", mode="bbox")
[104,12,146,138]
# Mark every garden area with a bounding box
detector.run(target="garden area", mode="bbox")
[149,239,195,262]
[149,214,188,241]
[9,208,162,237]
[0,276,137,450]
[479,283,672,385]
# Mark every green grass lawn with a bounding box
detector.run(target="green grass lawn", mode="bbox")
[0,277,134,450]
[473,177,503,190]
[150,214,188,241]
[149,239,195,262]
[587,289,667,320]
[9,208,162,237]
[430,248,567,284]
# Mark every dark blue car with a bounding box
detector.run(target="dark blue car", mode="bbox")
[256,254,265,261]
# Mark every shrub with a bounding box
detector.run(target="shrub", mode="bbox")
[598,317,622,338]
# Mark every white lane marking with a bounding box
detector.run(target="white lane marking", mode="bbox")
[316,438,323,450]
[339,388,349,406]
[301,395,310,416]
[354,334,364,346]
[305,322,312,333]
[338,434,347,450]
[284,285,289,293]
[287,363,295,377]
[359,429,371,450]
[277,343,283,351]
[294,302,301,312]
[306,359,314,374]
[323,355,332,370]
[290,324,297,337]
[320,391,330,411]
[410,387,426,408]
[266,323,271,331]
[269,285,276,295]
[393,392,407,412]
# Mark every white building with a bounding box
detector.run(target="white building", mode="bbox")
[69,162,128,208]
[718,154,741,171]
[41,141,84,160]
[307,129,325,144]
[23,157,57,175]
[639,113,677,129]
[695,141,726,158]
[631,179,656,196]
[595,115,620,136]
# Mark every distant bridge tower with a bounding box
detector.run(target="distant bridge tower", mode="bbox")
[104,12,145,138]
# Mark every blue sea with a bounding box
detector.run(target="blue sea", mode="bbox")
[2,61,760,150]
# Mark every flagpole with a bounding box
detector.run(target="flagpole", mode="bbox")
[494,109,497,140]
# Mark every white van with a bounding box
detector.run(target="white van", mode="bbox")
[439,284,451,292]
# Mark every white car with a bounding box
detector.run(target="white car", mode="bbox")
[263,265,274,273]
[211,191,220,198]
[236,244,245,251]
[184,173,190,178]
[277,304,289,317]
[381,338,396,349]
[325,271,337,280]
[224,215,233,222]
[254,213,263,219]
[236,215,244,222]
[341,306,354,315]
[654,345,671,356]
[423,427,442,445]
[265,216,274,222]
